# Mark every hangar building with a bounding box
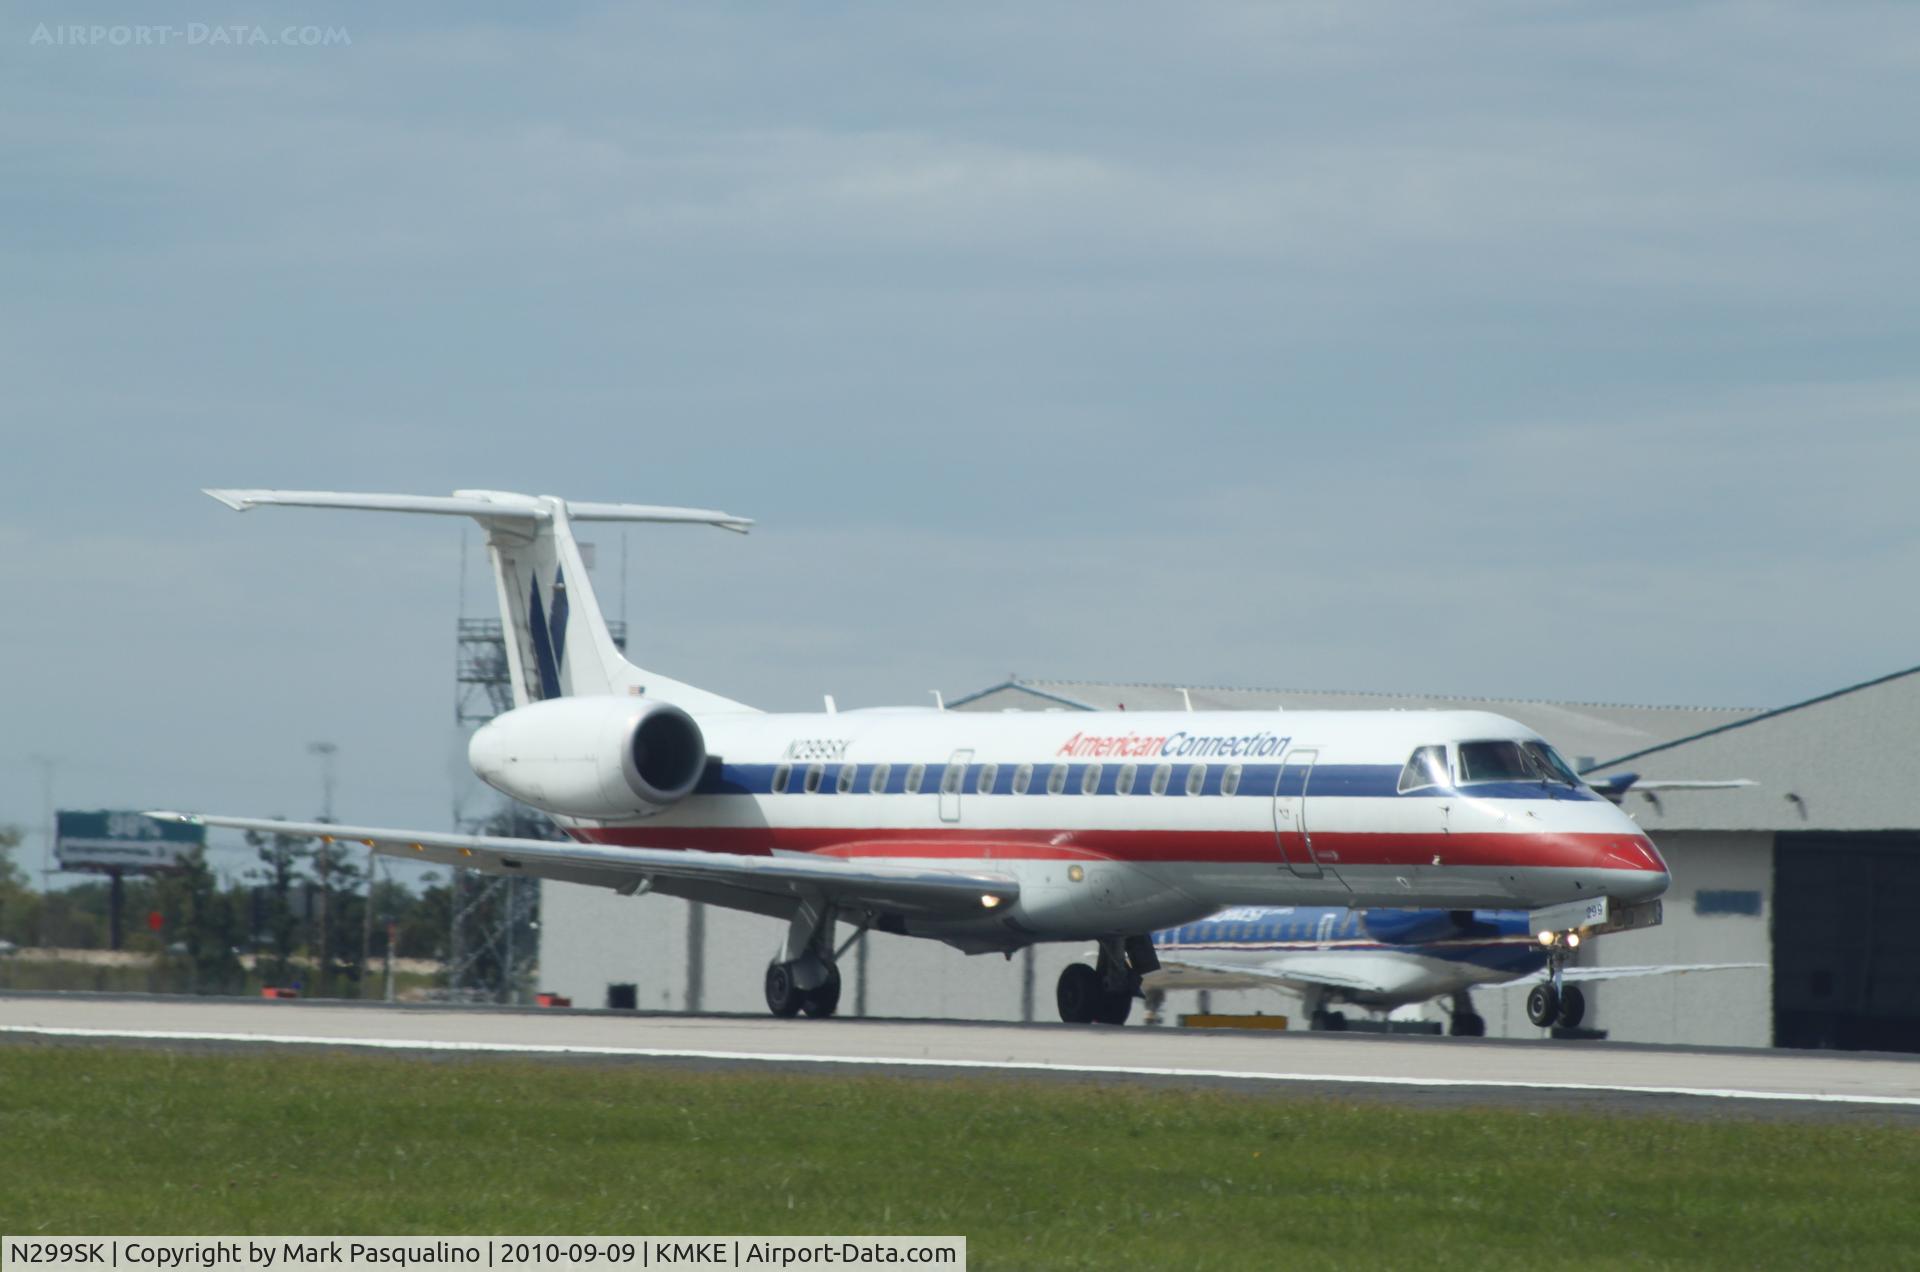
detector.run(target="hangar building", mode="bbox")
[535,668,1920,1050]
[1582,665,1920,1052]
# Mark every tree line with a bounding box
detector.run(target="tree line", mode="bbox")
[0,817,536,998]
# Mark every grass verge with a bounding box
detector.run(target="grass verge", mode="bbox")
[1,1043,1915,1270]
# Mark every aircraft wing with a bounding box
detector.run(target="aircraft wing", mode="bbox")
[1553,962,1767,984]
[1587,772,1757,804]
[1148,953,1387,995]
[148,813,1017,918]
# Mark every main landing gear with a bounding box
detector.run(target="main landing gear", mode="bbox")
[763,894,864,1019]
[764,958,842,1018]
[1526,929,1588,1029]
[1057,935,1158,1025]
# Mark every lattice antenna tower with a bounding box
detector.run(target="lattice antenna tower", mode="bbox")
[448,531,626,1002]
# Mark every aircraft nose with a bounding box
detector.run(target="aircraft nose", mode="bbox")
[1601,835,1670,901]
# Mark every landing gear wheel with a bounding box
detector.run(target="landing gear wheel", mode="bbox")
[764,961,805,1018]
[1526,983,1560,1028]
[1093,988,1133,1026]
[1309,1009,1348,1032]
[1056,963,1102,1024]
[801,965,842,1018]
[1450,1013,1487,1038]
[1555,984,1586,1029]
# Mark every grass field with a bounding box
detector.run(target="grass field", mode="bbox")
[1,1044,1916,1270]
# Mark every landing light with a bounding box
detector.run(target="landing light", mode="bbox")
[1567,932,1581,948]
[1538,930,1556,947]
[981,894,1002,909]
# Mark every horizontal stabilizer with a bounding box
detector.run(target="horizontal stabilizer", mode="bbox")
[204,488,753,532]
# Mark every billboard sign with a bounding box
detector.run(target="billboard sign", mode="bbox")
[55,810,204,872]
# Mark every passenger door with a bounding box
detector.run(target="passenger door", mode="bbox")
[1273,748,1322,878]
[939,749,972,823]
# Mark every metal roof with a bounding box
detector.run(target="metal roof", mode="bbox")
[1586,664,1920,833]
[950,677,1759,773]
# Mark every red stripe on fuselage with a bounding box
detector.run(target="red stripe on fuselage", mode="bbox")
[567,825,1663,872]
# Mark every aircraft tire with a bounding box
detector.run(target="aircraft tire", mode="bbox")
[1450,1013,1487,1038]
[1526,983,1559,1028]
[764,961,805,1018]
[801,965,842,1018]
[1093,989,1133,1026]
[1056,963,1102,1024]
[1556,984,1586,1029]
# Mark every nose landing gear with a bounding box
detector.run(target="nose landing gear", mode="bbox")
[1526,930,1588,1029]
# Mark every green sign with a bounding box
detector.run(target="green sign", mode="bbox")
[55,810,204,871]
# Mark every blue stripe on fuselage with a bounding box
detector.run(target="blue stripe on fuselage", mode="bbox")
[692,760,1601,802]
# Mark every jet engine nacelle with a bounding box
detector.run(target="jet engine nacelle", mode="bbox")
[468,696,707,819]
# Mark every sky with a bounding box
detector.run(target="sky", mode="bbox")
[4,2,1919,882]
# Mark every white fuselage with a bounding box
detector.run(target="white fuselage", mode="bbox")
[475,703,1670,953]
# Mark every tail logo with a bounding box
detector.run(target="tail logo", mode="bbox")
[526,566,570,700]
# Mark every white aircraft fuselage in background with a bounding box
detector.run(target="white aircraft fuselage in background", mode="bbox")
[162,489,1670,1024]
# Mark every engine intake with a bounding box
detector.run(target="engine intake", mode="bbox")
[624,704,706,805]
[468,696,708,819]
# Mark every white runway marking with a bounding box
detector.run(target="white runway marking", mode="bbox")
[8,1023,1920,1108]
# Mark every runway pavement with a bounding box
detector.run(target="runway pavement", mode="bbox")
[4,992,1918,1120]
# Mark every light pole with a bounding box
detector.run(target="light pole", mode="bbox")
[28,755,55,949]
[307,742,336,994]
[307,741,337,823]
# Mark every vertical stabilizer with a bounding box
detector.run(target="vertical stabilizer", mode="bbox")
[204,487,758,715]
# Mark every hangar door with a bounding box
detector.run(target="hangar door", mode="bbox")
[1774,832,1920,1052]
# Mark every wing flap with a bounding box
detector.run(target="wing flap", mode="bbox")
[150,813,1017,917]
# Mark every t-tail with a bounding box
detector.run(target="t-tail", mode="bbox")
[204,488,758,715]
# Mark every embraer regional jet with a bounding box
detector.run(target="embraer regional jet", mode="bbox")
[1152,906,1758,1035]
[156,489,1670,1024]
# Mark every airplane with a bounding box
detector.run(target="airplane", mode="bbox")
[1151,904,1762,1035]
[154,488,1672,1025]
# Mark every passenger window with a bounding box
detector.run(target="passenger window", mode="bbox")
[1150,764,1171,796]
[1117,764,1136,795]
[1221,764,1241,797]
[1397,745,1450,793]
[1081,763,1102,795]
[942,765,964,795]
[804,763,824,794]
[772,764,791,795]
[870,762,891,794]
[837,764,857,794]
[977,763,998,795]
[1046,765,1068,795]
[906,763,926,795]
[1186,765,1207,796]
[1012,763,1033,795]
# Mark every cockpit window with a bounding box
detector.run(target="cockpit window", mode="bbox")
[1397,745,1450,793]
[1523,741,1581,786]
[1458,739,1580,786]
